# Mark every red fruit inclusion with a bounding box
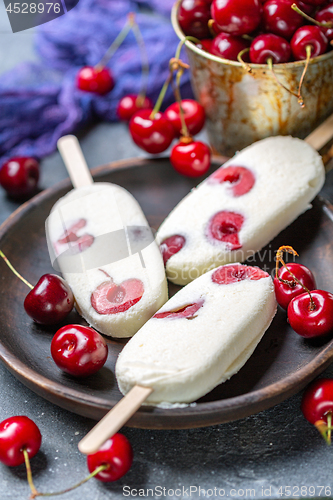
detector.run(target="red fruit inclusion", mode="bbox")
[212,264,269,285]
[91,278,144,315]
[207,211,244,250]
[160,235,186,265]
[154,299,204,319]
[209,166,255,196]
[57,218,94,254]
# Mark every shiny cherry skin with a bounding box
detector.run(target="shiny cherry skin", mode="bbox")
[291,25,328,60]
[196,38,213,52]
[210,32,250,61]
[273,263,316,310]
[51,324,108,377]
[0,416,42,467]
[287,290,333,338]
[87,433,133,482]
[301,378,333,425]
[77,66,114,95]
[164,99,206,137]
[177,0,211,39]
[211,0,261,35]
[117,94,154,122]
[129,109,175,154]
[262,0,304,40]
[0,157,39,198]
[250,34,291,63]
[316,4,333,41]
[24,274,74,325]
[160,235,186,265]
[170,140,211,177]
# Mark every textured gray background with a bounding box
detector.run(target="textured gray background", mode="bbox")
[2,2,333,499]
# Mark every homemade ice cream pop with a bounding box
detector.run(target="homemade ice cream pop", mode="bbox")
[46,136,168,338]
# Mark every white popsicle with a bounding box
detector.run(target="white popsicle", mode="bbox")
[157,136,325,285]
[46,137,168,338]
[116,263,277,406]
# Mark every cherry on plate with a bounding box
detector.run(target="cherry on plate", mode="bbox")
[129,109,175,154]
[301,378,333,426]
[51,324,108,377]
[24,274,74,325]
[0,416,42,467]
[170,140,211,177]
[77,66,114,95]
[287,290,333,338]
[117,94,154,121]
[87,433,133,482]
[164,99,206,137]
[0,157,39,199]
[273,263,316,310]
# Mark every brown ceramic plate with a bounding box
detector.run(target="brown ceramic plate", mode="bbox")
[1,156,333,429]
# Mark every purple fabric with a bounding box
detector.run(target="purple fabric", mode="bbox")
[0,0,192,163]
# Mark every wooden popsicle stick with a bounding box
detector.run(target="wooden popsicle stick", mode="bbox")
[57,135,94,188]
[78,386,153,455]
[305,114,333,151]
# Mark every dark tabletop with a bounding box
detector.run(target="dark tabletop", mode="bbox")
[2,5,333,500]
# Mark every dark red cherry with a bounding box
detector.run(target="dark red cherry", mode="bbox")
[210,33,250,61]
[129,109,175,154]
[164,99,206,137]
[262,0,304,40]
[87,433,133,482]
[117,94,154,121]
[273,262,316,310]
[196,38,213,52]
[301,378,333,426]
[207,211,244,250]
[316,4,333,41]
[209,165,255,196]
[296,0,316,15]
[77,66,114,95]
[51,324,108,377]
[211,0,261,35]
[291,25,328,59]
[91,277,144,315]
[0,416,42,467]
[300,0,326,5]
[24,274,74,325]
[0,157,39,198]
[154,299,204,319]
[177,0,211,39]
[287,290,333,338]
[170,140,211,177]
[160,235,186,265]
[212,264,269,285]
[250,33,291,63]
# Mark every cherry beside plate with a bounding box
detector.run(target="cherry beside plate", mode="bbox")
[1,156,333,429]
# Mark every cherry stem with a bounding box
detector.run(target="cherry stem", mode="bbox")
[237,48,252,72]
[291,3,333,28]
[297,45,312,108]
[150,73,173,119]
[95,13,134,70]
[327,412,332,444]
[267,58,300,100]
[24,449,39,499]
[315,416,332,445]
[0,250,33,290]
[275,245,316,310]
[130,15,149,105]
[208,19,217,37]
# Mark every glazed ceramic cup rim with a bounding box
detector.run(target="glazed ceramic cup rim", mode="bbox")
[171,0,333,71]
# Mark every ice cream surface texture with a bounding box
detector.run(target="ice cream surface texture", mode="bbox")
[157,136,325,285]
[116,264,277,406]
[46,183,168,338]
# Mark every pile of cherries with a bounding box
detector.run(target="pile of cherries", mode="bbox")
[178,0,333,65]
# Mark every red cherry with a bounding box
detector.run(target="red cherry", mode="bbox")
[207,211,244,250]
[316,4,333,41]
[87,433,133,482]
[300,0,326,5]
[210,33,250,61]
[154,299,204,319]
[262,0,304,40]
[91,277,144,315]
[0,416,41,467]
[208,165,255,196]
[287,290,333,338]
[296,0,316,15]
[55,218,94,255]
[164,99,206,137]
[212,264,269,285]
[177,0,211,39]
[301,378,333,426]
[196,38,214,52]
[129,109,175,154]
[24,274,74,325]
[51,324,108,377]
[160,235,186,265]
[250,33,291,63]
[291,25,328,59]
[273,263,316,310]
[170,140,211,177]
[0,157,39,198]
[77,66,114,95]
[117,94,154,122]
[211,0,261,36]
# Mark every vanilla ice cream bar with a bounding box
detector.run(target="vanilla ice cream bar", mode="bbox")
[116,264,277,405]
[46,183,168,338]
[157,136,325,285]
